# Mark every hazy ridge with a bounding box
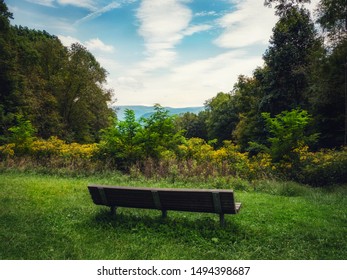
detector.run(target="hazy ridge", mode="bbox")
[114,105,204,120]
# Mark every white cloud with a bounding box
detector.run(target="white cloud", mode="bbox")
[170,50,262,95]
[195,11,219,17]
[118,0,273,106]
[214,0,321,49]
[139,49,177,71]
[54,0,323,107]
[113,49,264,107]
[136,0,192,71]
[115,76,144,91]
[75,1,122,24]
[58,35,114,53]
[57,0,97,11]
[214,0,277,48]
[26,0,55,7]
[182,24,213,36]
[58,35,81,46]
[85,38,115,53]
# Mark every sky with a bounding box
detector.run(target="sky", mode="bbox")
[6,0,320,107]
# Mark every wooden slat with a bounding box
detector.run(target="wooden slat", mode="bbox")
[158,190,215,213]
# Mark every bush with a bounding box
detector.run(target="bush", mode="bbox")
[299,147,347,186]
[260,109,319,163]
[0,143,15,159]
[0,136,100,173]
[7,115,36,155]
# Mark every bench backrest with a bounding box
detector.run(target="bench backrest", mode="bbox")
[88,185,239,214]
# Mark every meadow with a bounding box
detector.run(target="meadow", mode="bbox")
[1,170,346,260]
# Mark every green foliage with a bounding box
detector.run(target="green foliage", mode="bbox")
[298,147,347,186]
[1,1,346,189]
[307,38,347,147]
[0,5,114,143]
[98,111,144,169]
[231,74,267,150]
[0,2,20,139]
[261,6,320,114]
[260,109,319,162]
[316,0,347,42]
[0,0,12,29]
[53,42,114,142]
[97,105,185,170]
[175,111,208,140]
[139,104,185,159]
[177,137,214,162]
[264,0,311,16]
[7,115,36,154]
[204,92,239,144]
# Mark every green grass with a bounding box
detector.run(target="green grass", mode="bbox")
[0,170,346,260]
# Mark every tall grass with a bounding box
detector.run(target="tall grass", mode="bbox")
[1,170,346,260]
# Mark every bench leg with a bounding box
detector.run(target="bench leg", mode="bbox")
[110,206,117,216]
[161,210,167,219]
[219,213,225,227]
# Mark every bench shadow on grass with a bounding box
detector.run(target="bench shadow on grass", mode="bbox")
[90,208,242,235]
[83,209,244,259]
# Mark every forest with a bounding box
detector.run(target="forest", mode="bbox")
[0,0,346,186]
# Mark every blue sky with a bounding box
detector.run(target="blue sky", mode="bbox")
[6,0,319,107]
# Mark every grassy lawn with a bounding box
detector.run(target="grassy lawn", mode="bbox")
[0,170,346,260]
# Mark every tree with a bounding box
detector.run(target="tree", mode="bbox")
[316,0,347,42]
[1,2,115,144]
[0,1,19,141]
[264,0,311,16]
[98,110,144,169]
[204,92,239,144]
[315,0,347,146]
[10,27,66,139]
[261,6,321,115]
[0,0,12,29]
[231,73,268,151]
[140,104,184,159]
[175,111,208,140]
[53,43,114,142]
[307,38,347,147]
[118,109,143,161]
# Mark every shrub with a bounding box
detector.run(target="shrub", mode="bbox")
[260,109,319,163]
[30,137,98,160]
[177,138,214,162]
[0,136,100,172]
[0,143,15,159]
[7,115,36,155]
[248,152,276,180]
[299,147,347,186]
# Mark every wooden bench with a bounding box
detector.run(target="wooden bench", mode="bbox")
[88,185,241,226]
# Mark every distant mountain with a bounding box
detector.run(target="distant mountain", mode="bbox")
[114,105,205,121]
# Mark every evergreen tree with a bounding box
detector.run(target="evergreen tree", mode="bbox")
[261,7,320,115]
